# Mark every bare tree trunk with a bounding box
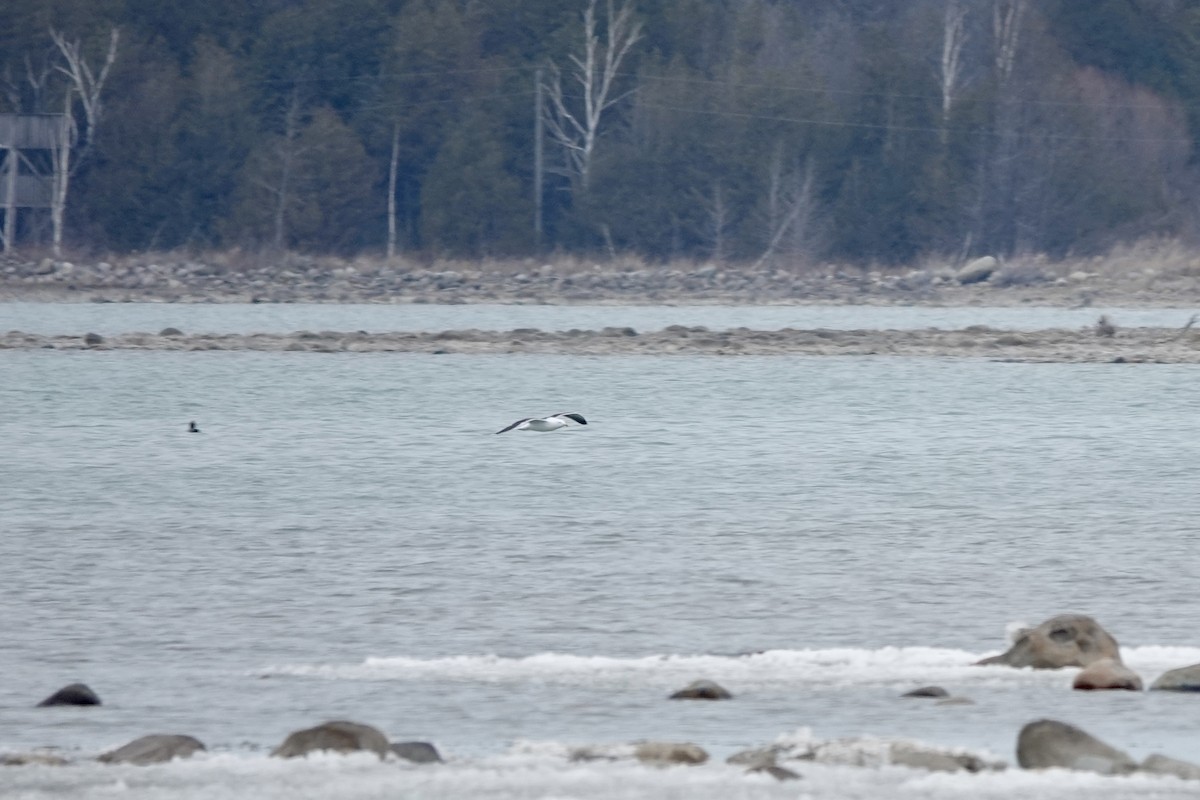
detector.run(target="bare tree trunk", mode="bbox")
[688,179,731,261]
[765,145,782,242]
[386,120,400,259]
[543,0,642,195]
[533,67,544,248]
[939,0,968,144]
[2,146,16,252]
[270,94,303,252]
[272,161,291,251]
[755,158,816,271]
[47,26,119,256]
[23,54,54,111]
[50,92,72,257]
[600,223,617,260]
[987,0,1028,254]
[50,27,119,159]
[784,164,818,260]
[705,181,729,262]
[992,0,1026,86]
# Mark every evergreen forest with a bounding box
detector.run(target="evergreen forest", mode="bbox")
[3,0,1200,267]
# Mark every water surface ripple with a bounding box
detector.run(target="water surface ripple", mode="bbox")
[2,334,1199,797]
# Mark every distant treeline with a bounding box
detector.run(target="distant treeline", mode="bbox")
[2,0,1199,265]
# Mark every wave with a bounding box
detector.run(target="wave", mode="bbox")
[259,645,1200,690]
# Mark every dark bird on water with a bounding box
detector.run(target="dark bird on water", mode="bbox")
[188,421,201,433]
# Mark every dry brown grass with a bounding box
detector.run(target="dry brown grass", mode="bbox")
[1029,238,1200,280]
[18,237,1200,282]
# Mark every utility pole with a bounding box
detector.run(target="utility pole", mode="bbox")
[534,67,544,250]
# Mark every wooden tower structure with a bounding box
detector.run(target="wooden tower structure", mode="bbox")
[0,113,65,253]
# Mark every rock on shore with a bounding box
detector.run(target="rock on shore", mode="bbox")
[1016,719,1200,779]
[975,615,1122,668]
[1072,658,1143,691]
[3,251,1200,307]
[271,720,390,760]
[36,683,101,707]
[1149,663,1200,691]
[98,734,206,765]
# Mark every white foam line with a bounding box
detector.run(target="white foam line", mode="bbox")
[259,645,1200,689]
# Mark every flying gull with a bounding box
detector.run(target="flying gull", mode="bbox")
[495,412,588,434]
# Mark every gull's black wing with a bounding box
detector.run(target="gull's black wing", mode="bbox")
[495,418,531,434]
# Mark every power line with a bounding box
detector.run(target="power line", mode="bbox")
[634,100,1194,145]
[354,89,534,115]
[246,64,531,87]
[245,63,1200,114]
[625,71,1195,112]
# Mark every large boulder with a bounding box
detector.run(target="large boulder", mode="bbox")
[98,734,205,765]
[37,683,101,707]
[1149,663,1200,692]
[1072,658,1142,691]
[976,614,1120,669]
[669,679,732,700]
[1016,719,1138,775]
[271,721,390,760]
[956,256,997,285]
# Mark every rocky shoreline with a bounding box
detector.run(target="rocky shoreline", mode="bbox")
[4,252,1200,308]
[7,254,1200,365]
[9,616,1200,783]
[5,323,1200,362]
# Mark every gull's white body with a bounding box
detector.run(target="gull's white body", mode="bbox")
[495,412,588,434]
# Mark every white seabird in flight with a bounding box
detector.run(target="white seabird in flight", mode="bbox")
[495,412,588,434]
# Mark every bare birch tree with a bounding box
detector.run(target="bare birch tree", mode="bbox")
[939,0,969,142]
[0,53,52,112]
[987,0,1027,253]
[992,0,1026,88]
[47,91,72,257]
[543,0,641,194]
[693,180,731,262]
[256,92,307,251]
[48,27,119,256]
[386,120,400,259]
[965,0,1028,255]
[755,148,817,270]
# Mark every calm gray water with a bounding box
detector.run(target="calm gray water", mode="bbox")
[3,305,1200,798]
[1,300,1197,335]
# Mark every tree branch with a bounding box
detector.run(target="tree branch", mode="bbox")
[541,0,641,193]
